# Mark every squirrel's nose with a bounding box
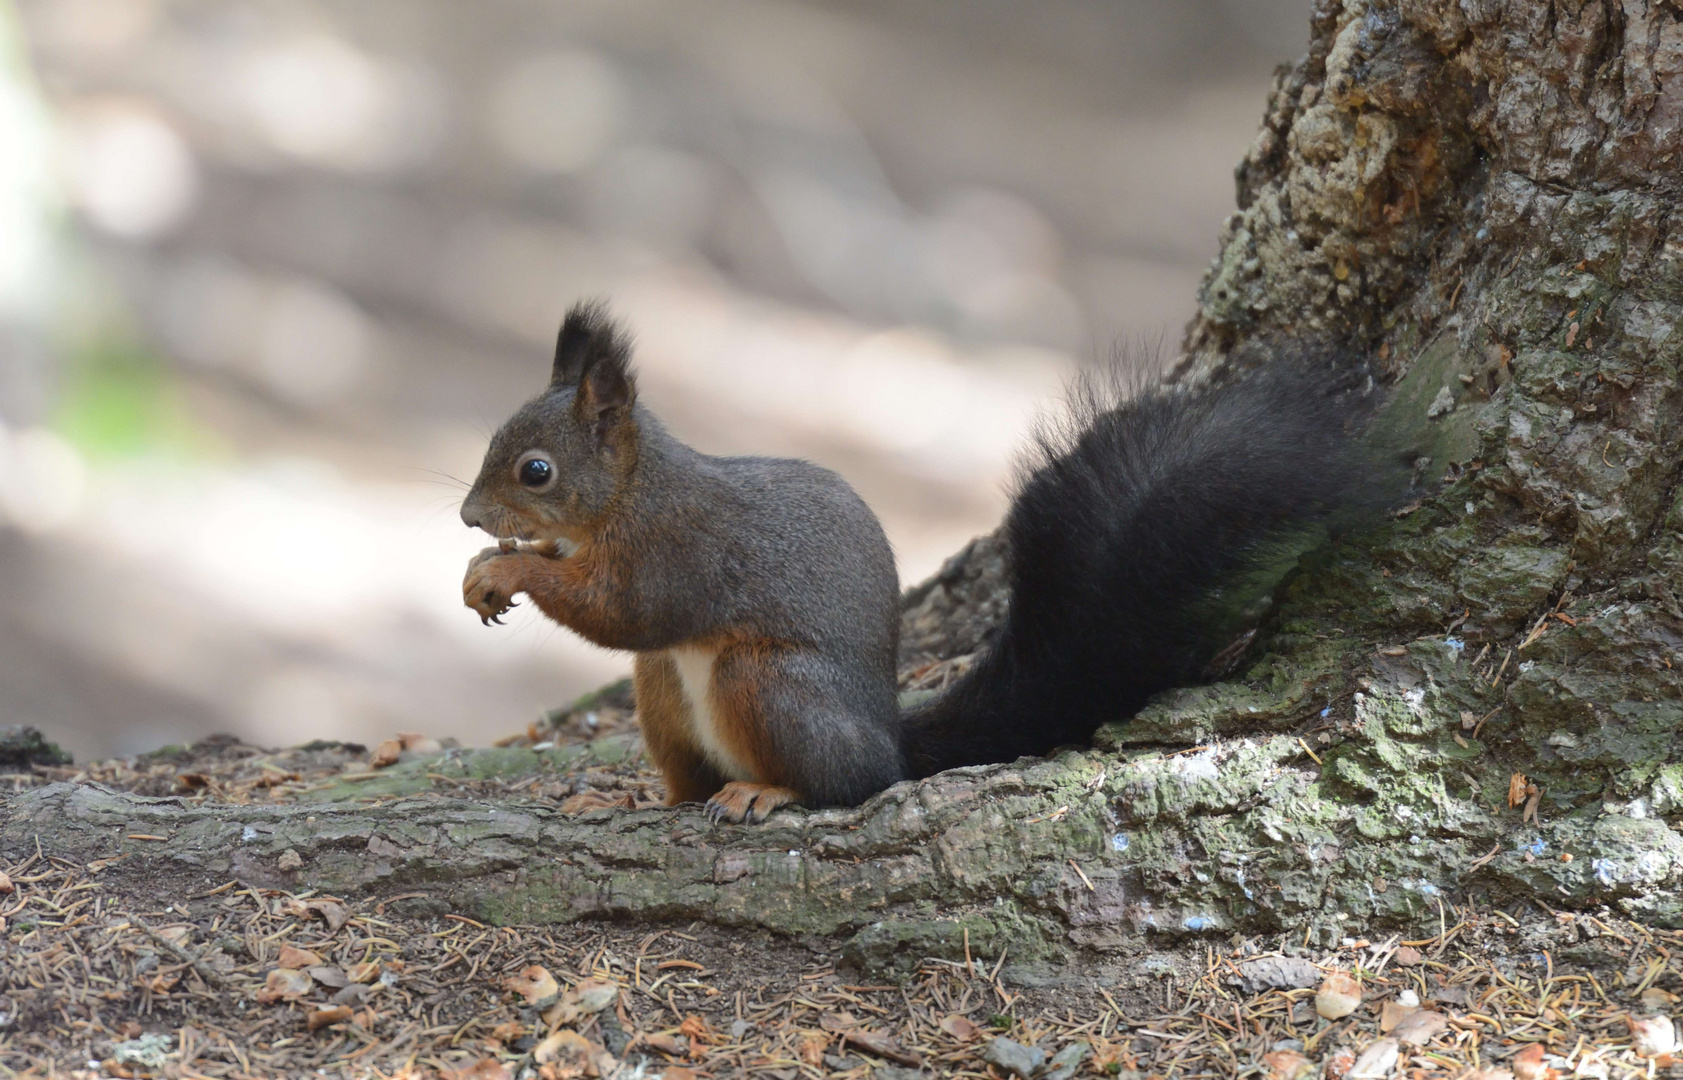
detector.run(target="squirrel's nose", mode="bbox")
[460,502,485,530]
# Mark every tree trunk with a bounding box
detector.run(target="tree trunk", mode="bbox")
[7,0,1683,973]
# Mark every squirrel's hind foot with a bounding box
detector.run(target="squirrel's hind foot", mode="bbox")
[705,782,800,824]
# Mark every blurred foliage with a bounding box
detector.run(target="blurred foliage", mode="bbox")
[54,330,209,458]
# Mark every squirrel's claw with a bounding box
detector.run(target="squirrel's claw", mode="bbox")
[705,782,799,825]
[463,550,527,627]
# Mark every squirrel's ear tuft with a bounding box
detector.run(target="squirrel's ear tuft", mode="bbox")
[552,299,634,390]
[577,349,634,436]
[554,301,635,438]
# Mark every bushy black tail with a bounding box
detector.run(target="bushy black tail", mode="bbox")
[901,357,1377,776]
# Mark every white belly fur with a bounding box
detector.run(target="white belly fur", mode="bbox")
[669,645,754,781]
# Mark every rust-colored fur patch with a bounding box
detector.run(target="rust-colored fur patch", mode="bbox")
[633,652,720,805]
[705,638,789,786]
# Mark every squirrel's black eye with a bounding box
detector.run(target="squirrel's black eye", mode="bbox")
[518,457,553,488]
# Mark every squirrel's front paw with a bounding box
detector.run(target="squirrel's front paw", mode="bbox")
[463,548,526,625]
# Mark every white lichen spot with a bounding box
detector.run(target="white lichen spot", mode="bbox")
[1638,851,1669,882]
[1173,749,1221,784]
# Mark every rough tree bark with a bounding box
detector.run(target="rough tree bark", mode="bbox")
[7,0,1683,974]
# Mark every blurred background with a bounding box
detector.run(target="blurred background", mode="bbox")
[0,0,1311,762]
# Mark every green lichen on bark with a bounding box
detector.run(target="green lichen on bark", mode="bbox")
[1170,0,1683,932]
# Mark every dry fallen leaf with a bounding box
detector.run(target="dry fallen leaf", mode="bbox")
[282,898,351,932]
[155,924,192,946]
[1642,988,1680,1010]
[818,1011,857,1034]
[1324,1048,1357,1080]
[398,732,442,754]
[940,1013,981,1041]
[277,944,323,969]
[307,1005,353,1031]
[346,960,382,984]
[489,1021,525,1043]
[1507,772,1529,808]
[639,1033,687,1057]
[139,973,179,994]
[317,900,350,929]
[1393,1009,1447,1046]
[1317,972,1362,1020]
[561,790,635,814]
[678,1014,720,1045]
[0,870,12,894]
[843,1028,922,1067]
[371,739,403,768]
[797,1029,828,1066]
[1348,1037,1399,1080]
[1512,1043,1552,1080]
[440,1060,512,1080]
[1264,1049,1316,1080]
[1379,1000,1418,1032]
[1392,945,1422,966]
[571,977,619,1014]
[1630,1015,1678,1058]
[308,965,350,989]
[505,965,561,1007]
[256,967,313,1004]
[533,1029,595,1066]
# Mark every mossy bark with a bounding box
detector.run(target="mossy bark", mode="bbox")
[7,0,1683,971]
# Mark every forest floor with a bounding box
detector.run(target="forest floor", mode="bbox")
[5,697,1683,1080]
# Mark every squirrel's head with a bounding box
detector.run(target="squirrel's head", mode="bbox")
[460,301,638,544]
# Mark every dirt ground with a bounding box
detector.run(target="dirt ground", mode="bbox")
[7,700,1683,1080]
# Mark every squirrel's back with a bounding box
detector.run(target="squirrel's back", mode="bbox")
[671,447,900,659]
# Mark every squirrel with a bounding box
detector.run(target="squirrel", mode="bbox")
[460,301,1373,823]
